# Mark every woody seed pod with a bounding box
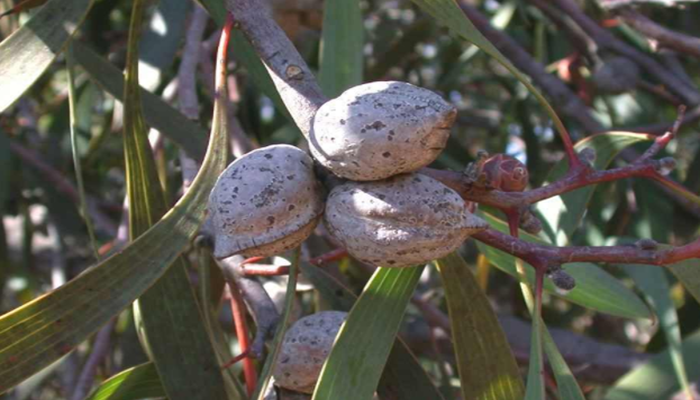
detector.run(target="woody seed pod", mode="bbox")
[324,173,488,267]
[273,311,347,394]
[208,145,325,259]
[310,81,456,181]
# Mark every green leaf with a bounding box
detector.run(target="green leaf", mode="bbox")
[72,42,208,161]
[435,252,524,400]
[409,0,570,152]
[0,32,229,397]
[605,328,700,400]
[121,1,227,398]
[523,300,544,400]
[619,263,691,398]
[536,132,652,244]
[478,212,651,319]
[313,266,424,400]
[318,0,364,98]
[0,0,94,112]
[299,262,446,400]
[84,363,164,400]
[542,328,586,400]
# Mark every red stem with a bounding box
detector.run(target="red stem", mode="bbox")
[217,13,257,396]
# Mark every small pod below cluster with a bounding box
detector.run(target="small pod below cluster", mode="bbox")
[273,311,347,394]
[310,81,456,181]
[324,173,489,267]
[208,145,325,259]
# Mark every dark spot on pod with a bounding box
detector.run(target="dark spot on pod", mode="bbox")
[264,153,273,159]
[382,152,391,158]
[267,216,276,225]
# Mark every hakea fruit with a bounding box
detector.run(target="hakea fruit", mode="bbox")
[273,311,347,394]
[208,145,325,259]
[310,81,456,181]
[324,173,489,267]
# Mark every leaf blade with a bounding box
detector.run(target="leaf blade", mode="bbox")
[313,266,424,400]
[318,0,364,98]
[435,252,524,400]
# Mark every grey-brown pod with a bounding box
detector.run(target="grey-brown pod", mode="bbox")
[273,311,347,394]
[324,173,488,267]
[208,145,324,259]
[310,81,456,181]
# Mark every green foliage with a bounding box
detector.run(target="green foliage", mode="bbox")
[0,0,699,399]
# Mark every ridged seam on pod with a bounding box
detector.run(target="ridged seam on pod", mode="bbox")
[310,81,457,181]
[324,173,489,267]
[273,311,347,394]
[208,144,325,259]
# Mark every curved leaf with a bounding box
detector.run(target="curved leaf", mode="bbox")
[435,252,524,400]
[0,38,229,394]
[85,363,163,400]
[478,212,651,319]
[0,0,94,112]
[313,266,424,400]
[122,1,227,398]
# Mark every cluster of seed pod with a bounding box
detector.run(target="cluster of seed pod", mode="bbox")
[208,81,492,267]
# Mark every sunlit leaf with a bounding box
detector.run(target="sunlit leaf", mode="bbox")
[313,266,424,400]
[299,262,445,400]
[318,0,363,97]
[84,363,163,400]
[435,252,524,400]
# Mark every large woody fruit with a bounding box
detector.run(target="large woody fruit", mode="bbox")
[273,311,347,394]
[310,81,456,181]
[324,173,488,267]
[208,145,324,259]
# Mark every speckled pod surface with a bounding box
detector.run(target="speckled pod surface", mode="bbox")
[208,145,325,259]
[310,81,456,181]
[324,173,488,267]
[273,311,347,394]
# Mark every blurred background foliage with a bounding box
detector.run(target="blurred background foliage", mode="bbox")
[1,0,700,399]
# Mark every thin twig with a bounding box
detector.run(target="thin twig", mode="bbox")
[548,0,700,106]
[70,320,115,400]
[617,8,700,59]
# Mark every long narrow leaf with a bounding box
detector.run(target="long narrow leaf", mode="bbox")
[435,252,524,400]
[122,3,228,398]
[299,262,446,400]
[0,0,94,112]
[0,35,229,398]
[313,266,424,400]
[84,363,163,400]
[318,0,363,97]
